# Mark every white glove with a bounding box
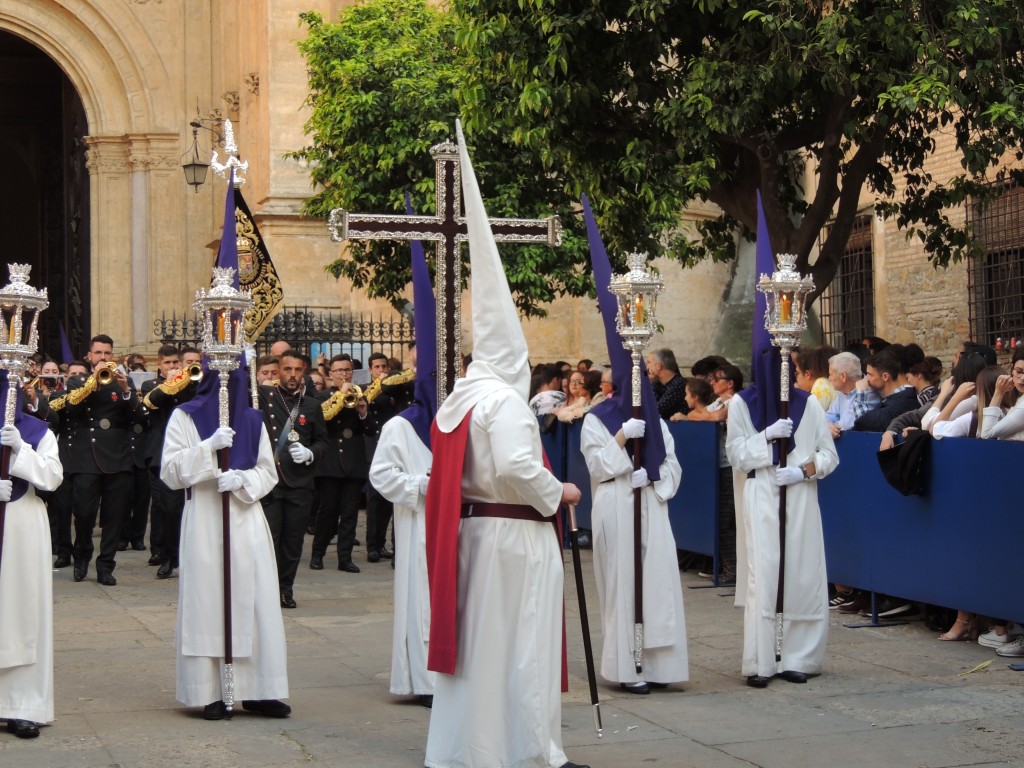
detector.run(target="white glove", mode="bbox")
[201,426,235,453]
[217,470,244,493]
[630,468,650,488]
[418,475,430,496]
[0,424,24,453]
[765,418,793,441]
[775,466,804,486]
[244,344,257,367]
[622,418,646,440]
[288,442,314,465]
[0,479,11,502]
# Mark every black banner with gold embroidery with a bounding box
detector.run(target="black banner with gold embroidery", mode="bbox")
[231,190,283,340]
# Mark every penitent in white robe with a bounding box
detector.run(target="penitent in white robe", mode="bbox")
[580,415,688,685]
[425,389,567,768]
[725,396,838,678]
[368,416,435,696]
[0,431,63,724]
[160,410,287,707]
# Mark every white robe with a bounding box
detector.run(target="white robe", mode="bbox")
[160,410,288,707]
[368,416,436,696]
[0,431,63,724]
[425,389,566,768]
[726,396,838,678]
[580,415,688,685]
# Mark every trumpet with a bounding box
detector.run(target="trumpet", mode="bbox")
[185,363,203,382]
[95,362,118,385]
[322,384,365,421]
[341,384,364,408]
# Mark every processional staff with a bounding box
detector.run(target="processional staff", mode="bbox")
[567,503,602,737]
[194,266,253,719]
[755,253,814,661]
[607,254,663,674]
[0,264,48,574]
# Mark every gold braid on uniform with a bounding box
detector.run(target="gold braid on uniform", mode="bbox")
[321,390,348,422]
[381,368,416,388]
[143,368,193,410]
[66,375,99,406]
[48,393,69,412]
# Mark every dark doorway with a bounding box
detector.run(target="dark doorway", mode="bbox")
[0,30,90,363]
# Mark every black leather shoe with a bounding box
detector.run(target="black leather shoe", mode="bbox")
[647,682,669,690]
[379,547,394,560]
[131,540,147,551]
[367,550,381,563]
[310,554,324,570]
[148,553,164,566]
[73,562,87,582]
[746,675,771,688]
[97,573,117,586]
[338,561,360,573]
[7,719,40,738]
[53,553,71,569]
[202,700,227,720]
[280,594,297,609]
[353,538,361,546]
[778,670,808,684]
[117,540,129,551]
[560,762,591,768]
[156,562,175,579]
[619,682,651,695]
[242,699,291,718]
[417,694,433,708]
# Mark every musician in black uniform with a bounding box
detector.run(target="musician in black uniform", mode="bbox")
[310,354,377,574]
[121,377,152,554]
[258,349,329,609]
[141,344,201,579]
[64,335,140,586]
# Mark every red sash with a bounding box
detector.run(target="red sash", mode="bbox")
[425,410,568,691]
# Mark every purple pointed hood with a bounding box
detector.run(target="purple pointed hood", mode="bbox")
[399,193,437,449]
[581,195,666,478]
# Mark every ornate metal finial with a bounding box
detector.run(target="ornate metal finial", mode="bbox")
[429,138,458,160]
[211,118,248,187]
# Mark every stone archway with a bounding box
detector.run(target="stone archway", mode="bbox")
[0,1,183,355]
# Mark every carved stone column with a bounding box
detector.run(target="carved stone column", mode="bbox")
[83,135,133,349]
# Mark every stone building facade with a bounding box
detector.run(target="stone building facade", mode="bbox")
[0,1,1013,372]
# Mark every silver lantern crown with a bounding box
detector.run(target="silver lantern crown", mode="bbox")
[608,252,663,407]
[194,267,253,426]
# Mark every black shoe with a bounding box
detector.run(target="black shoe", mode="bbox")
[97,573,117,586]
[367,550,381,563]
[619,682,651,695]
[156,562,175,579]
[117,541,129,551]
[73,562,87,582]
[148,553,165,566]
[417,694,433,709]
[53,553,71,569]
[242,699,291,718]
[378,547,394,560]
[338,561,360,573]
[306,525,315,535]
[746,675,771,688]
[7,719,40,738]
[280,594,297,609]
[310,554,324,570]
[778,670,808,684]
[202,700,227,720]
[131,540,147,551]
[560,763,592,768]
[353,538,361,546]
[647,682,669,690]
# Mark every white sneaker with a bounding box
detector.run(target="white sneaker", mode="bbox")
[978,623,1023,648]
[995,635,1024,657]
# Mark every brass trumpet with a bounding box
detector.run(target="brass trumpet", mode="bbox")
[341,384,364,408]
[185,363,203,382]
[95,362,118,385]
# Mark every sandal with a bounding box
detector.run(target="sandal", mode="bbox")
[939,617,971,641]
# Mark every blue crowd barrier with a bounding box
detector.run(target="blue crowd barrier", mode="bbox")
[545,415,1024,623]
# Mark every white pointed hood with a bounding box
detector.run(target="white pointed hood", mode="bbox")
[434,121,531,433]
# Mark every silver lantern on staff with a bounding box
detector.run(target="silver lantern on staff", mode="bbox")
[755,252,815,662]
[193,265,252,718]
[606,252,663,674]
[0,263,48,573]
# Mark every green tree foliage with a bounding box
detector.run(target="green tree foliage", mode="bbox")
[454,0,1024,302]
[292,1,590,317]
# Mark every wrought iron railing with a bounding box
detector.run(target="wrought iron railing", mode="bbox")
[153,305,413,365]
[816,214,875,349]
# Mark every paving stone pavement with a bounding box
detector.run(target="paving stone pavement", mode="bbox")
[4,529,1022,768]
